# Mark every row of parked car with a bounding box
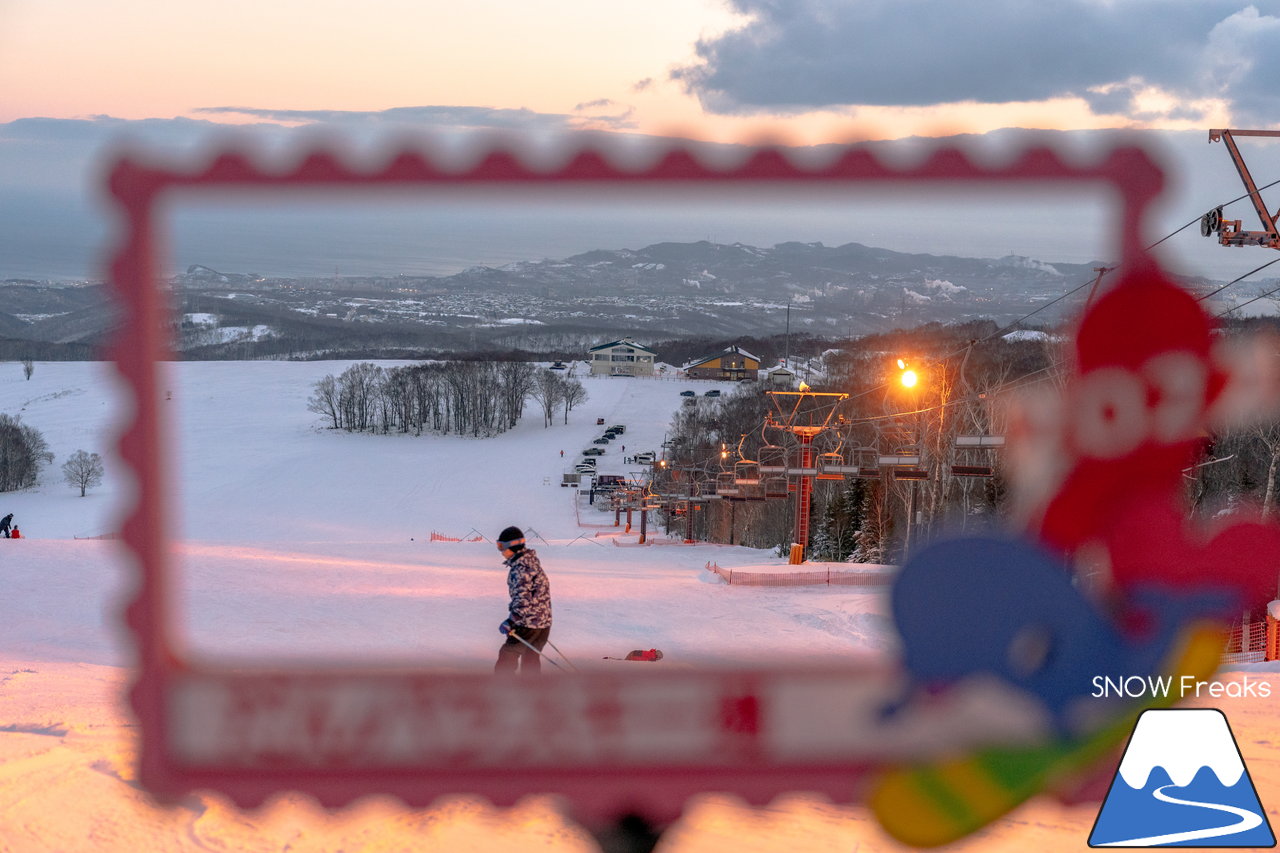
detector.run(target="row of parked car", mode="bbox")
[680,389,721,398]
[575,424,627,476]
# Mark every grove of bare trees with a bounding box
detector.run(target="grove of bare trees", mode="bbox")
[307,361,586,437]
[0,414,53,492]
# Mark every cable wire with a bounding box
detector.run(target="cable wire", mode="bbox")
[1214,258,1280,318]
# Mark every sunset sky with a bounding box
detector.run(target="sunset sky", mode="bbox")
[2,0,1280,279]
[4,0,1272,140]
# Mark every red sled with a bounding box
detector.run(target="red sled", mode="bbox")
[603,649,664,662]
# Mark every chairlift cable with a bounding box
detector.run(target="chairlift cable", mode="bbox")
[1213,257,1280,317]
[672,181,1280,481]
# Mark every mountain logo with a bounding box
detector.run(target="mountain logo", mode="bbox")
[1089,708,1275,847]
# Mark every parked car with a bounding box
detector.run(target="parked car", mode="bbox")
[705,389,721,397]
[575,464,597,474]
[634,451,656,464]
[609,424,626,433]
[593,437,611,445]
[680,390,696,397]
[583,447,605,456]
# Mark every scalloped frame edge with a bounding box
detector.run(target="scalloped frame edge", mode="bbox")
[105,139,1163,823]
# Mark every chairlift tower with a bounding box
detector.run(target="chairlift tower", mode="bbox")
[766,388,848,564]
[1205,129,1280,249]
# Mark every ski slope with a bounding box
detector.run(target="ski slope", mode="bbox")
[0,362,1277,852]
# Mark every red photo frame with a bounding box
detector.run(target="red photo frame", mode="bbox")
[106,139,1164,822]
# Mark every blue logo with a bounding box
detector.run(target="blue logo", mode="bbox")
[1089,709,1275,847]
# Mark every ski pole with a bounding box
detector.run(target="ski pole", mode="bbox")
[509,631,569,672]
[546,639,580,672]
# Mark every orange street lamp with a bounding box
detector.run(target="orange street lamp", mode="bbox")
[897,359,919,389]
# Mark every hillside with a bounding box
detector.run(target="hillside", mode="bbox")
[5,239,1246,360]
[0,361,1276,852]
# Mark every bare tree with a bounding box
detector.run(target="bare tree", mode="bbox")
[0,414,52,491]
[21,359,33,381]
[307,375,341,429]
[561,378,588,424]
[499,361,536,429]
[61,449,104,497]
[529,370,563,428]
[1251,419,1280,520]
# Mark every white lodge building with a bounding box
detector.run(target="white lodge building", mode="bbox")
[587,338,658,376]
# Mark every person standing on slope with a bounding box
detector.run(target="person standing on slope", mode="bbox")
[495,525,552,675]
[0,514,11,538]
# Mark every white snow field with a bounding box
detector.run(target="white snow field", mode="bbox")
[0,362,1277,852]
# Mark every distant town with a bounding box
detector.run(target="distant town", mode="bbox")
[0,238,1266,362]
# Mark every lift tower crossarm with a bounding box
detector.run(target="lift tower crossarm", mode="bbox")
[1208,128,1280,248]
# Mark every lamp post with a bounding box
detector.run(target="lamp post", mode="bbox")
[897,358,923,560]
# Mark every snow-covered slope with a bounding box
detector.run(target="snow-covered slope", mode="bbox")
[1,362,1277,852]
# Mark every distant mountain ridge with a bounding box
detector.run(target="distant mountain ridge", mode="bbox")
[0,238,1246,358]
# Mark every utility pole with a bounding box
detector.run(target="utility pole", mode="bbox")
[784,299,791,368]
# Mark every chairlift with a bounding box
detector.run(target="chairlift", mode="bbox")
[879,418,918,443]
[715,471,741,497]
[853,447,881,478]
[816,451,847,481]
[951,434,1002,479]
[763,475,789,499]
[955,434,1005,448]
[734,460,761,485]
[785,448,818,477]
[758,444,787,473]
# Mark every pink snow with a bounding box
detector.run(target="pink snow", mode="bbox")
[0,362,1276,851]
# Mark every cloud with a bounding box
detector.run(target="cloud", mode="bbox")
[574,98,616,111]
[672,0,1280,122]
[193,104,640,131]
[632,78,655,93]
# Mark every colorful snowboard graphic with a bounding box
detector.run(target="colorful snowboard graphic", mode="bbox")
[868,265,1280,846]
[1088,709,1275,848]
[870,623,1225,848]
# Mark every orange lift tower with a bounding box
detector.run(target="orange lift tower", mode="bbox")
[1205,129,1280,249]
[766,386,848,564]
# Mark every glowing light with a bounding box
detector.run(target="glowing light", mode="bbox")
[897,359,906,370]
[901,369,918,389]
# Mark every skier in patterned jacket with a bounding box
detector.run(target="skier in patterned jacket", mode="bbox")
[495,525,553,675]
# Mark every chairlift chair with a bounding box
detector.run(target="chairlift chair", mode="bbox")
[715,471,740,497]
[763,475,789,498]
[852,447,881,478]
[816,451,846,481]
[758,444,787,473]
[734,460,761,485]
[951,434,1003,478]
[951,464,995,478]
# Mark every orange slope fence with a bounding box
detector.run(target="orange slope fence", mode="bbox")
[429,530,485,542]
[1222,619,1271,663]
